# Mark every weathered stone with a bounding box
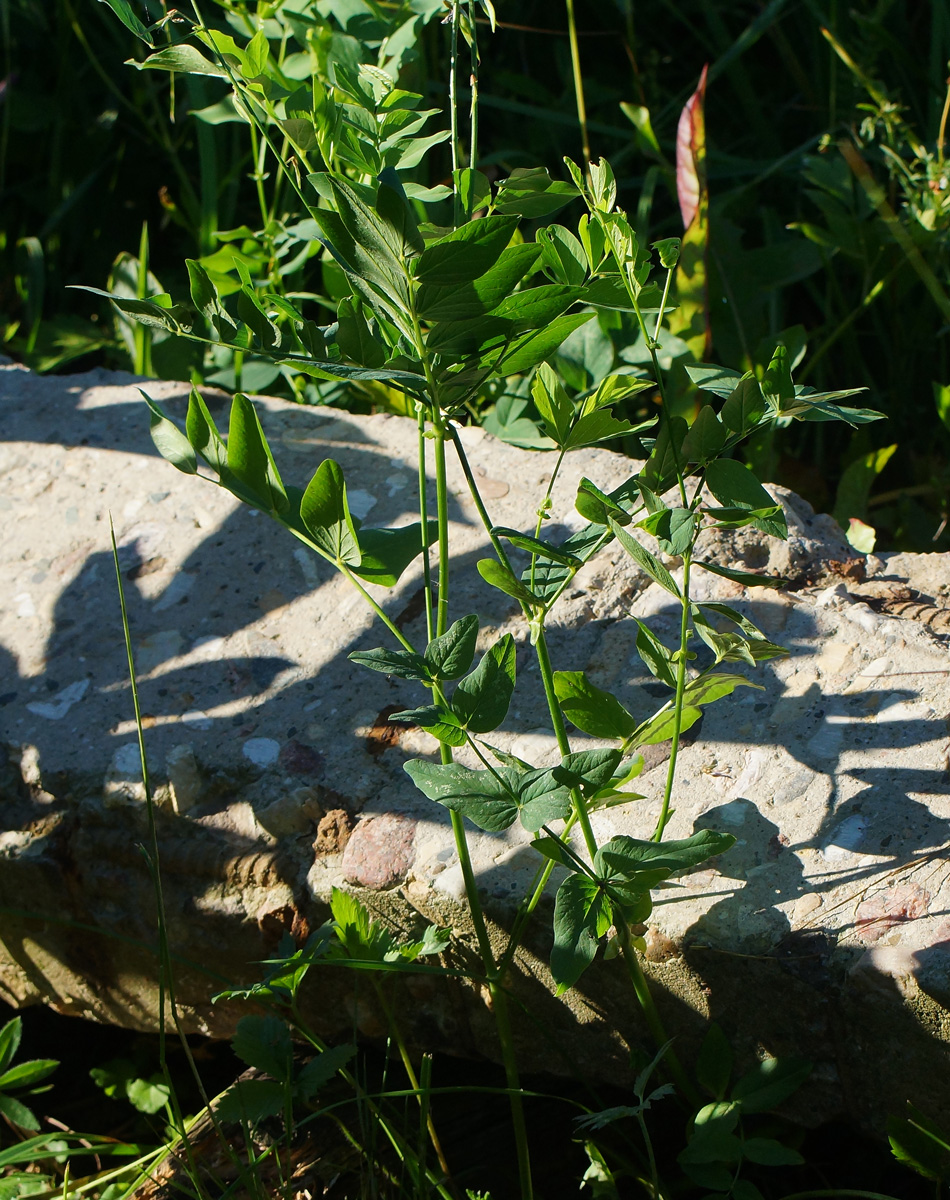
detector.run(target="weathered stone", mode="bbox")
[2,363,950,1133]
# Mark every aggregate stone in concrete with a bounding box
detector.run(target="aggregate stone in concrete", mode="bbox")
[1,362,950,1131]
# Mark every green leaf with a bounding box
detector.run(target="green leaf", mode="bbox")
[125,1075,171,1115]
[336,298,387,369]
[216,1080,284,1124]
[453,634,517,733]
[731,1057,812,1114]
[494,313,595,377]
[454,168,492,220]
[141,392,197,475]
[494,167,577,218]
[0,1020,22,1074]
[553,749,623,796]
[682,673,762,707]
[705,459,787,540]
[685,363,742,398]
[130,44,227,77]
[390,705,467,747]
[697,1024,733,1101]
[637,507,695,556]
[72,286,187,333]
[417,244,541,321]
[493,527,581,567]
[633,620,676,688]
[350,523,429,586]
[538,225,587,286]
[553,671,636,741]
[575,477,629,525]
[761,344,794,411]
[424,615,480,680]
[482,394,552,449]
[631,704,703,746]
[640,416,688,493]
[232,1016,294,1084]
[595,829,735,883]
[609,519,680,596]
[0,1060,57,1091]
[416,217,518,285]
[551,875,611,993]
[491,284,584,332]
[404,761,518,832]
[300,459,361,566]
[295,1046,356,1103]
[934,383,950,435]
[720,372,766,433]
[477,558,540,606]
[566,409,637,449]
[889,1104,950,1182]
[680,404,726,463]
[348,647,430,681]
[186,388,228,474]
[832,443,897,527]
[692,560,784,589]
[97,0,152,42]
[742,1138,805,1167]
[227,393,287,513]
[186,259,235,338]
[0,1094,39,1131]
[516,768,573,832]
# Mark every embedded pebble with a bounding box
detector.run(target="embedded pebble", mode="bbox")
[242,737,281,767]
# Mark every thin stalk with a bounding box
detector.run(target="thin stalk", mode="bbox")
[565,0,591,171]
[529,449,566,593]
[467,0,480,170]
[434,431,451,638]
[447,425,519,574]
[372,982,455,1186]
[497,814,579,976]
[339,563,416,652]
[488,983,534,1200]
[534,627,598,859]
[417,406,435,643]
[616,917,697,1104]
[110,522,215,1200]
[652,551,691,842]
[449,2,462,226]
[939,73,950,165]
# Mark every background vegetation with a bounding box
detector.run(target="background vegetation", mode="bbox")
[2,0,950,550]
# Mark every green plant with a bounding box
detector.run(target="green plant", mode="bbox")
[0,1018,57,1133]
[82,3,904,1197]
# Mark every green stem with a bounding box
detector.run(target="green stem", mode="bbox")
[488,983,534,1200]
[616,916,697,1105]
[497,814,578,976]
[534,627,598,860]
[565,0,591,170]
[372,981,455,1186]
[434,430,451,638]
[339,563,416,652]
[417,406,435,644]
[653,551,691,841]
[529,449,565,594]
[467,0,480,171]
[449,1,462,226]
[447,425,519,574]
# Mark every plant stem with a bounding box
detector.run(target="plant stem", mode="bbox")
[467,0,480,171]
[449,1,462,226]
[565,0,591,171]
[417,405,435,643]
[653,550,691,841]
[616,916,697,1105]
[434,429,451,638]
[339,563,416,653]
[534,627,598,860]
[488,982,534,1200]
[373,982,454,1185]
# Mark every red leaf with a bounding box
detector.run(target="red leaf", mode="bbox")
[676,64,708,230]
